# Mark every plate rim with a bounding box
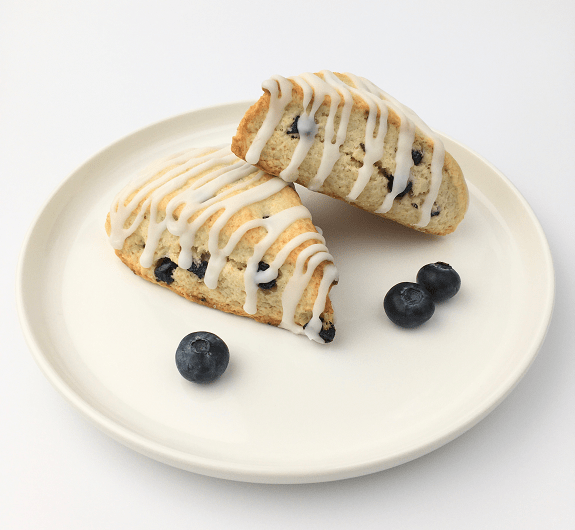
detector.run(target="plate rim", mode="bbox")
[16,101,556,484]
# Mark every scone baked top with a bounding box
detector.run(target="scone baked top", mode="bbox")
[107,146,338,343]
[232,71,468,235]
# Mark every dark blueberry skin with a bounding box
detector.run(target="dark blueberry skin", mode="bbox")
[257,261,277,289]
[154,257,178,284]
[412,149,424,165]
[175,332,229,384]
[286,116,300,137]
[417,262,461,302]
[386,175,412,198]
[395,180,412,199]
[384,282,435,328]
[319,322,336,343]
[304,318,336,343]
[188,260,208,279]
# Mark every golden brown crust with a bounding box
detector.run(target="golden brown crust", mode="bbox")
[232,72,468,236]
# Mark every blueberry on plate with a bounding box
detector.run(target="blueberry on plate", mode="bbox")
[175,332,229,384]
[384,282,435,328]
[416,262,461,302]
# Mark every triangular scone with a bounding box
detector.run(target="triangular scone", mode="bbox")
[231,71,469,235]
[105,146,338,343]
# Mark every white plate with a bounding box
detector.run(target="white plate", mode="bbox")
[17,101,555,484]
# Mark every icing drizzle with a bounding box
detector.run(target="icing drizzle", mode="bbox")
[109,146,338,343]
[244,70,445,227]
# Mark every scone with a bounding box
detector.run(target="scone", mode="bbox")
[231,70,469,235]
[106,146,338,343]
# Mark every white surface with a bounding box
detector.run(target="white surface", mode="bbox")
[17,103,554,484]
[2,0,574,526]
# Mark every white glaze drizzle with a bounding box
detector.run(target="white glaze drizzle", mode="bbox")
[343,73,390,201]
[279,243,338,341]
[301,71,354,192]
[279,75,321,182]
[360,77,445,226]
[245,75,293,165]
[248,70,445,227]
[109,146,337,343]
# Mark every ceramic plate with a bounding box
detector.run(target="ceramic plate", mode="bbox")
[17,101,554,483]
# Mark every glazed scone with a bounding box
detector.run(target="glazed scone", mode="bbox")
[106,146,338,343]
[232,71,469,235]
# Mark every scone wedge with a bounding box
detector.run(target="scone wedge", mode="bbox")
[232,71,469,235]
[106,146,338,343]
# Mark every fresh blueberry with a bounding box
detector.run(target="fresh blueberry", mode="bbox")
[175,331,229,384]
[188,259,208,279]
[416,262,461,302]
[286,116,300,137]
[155,257,177,284]
[384,282,435,328]
[412,149,424,165]
[257,261,277,289]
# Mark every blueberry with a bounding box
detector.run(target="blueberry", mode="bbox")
[304,317,336,343]
[416,262,461,302]
[257,261,277,289]
[286,116,300,137]
[155,257,177,284]
[385,174,412,198]
[188,259,208,279]
[319,322,336,343]
[175,331,229,384]
[384,282,435,328]
[395,180,412,199]
[412,149,424,166]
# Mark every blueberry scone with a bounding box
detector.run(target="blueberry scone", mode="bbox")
[231,71,469,235]
[106,146,338,343]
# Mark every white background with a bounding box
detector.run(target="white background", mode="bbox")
[2,0,574,528]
